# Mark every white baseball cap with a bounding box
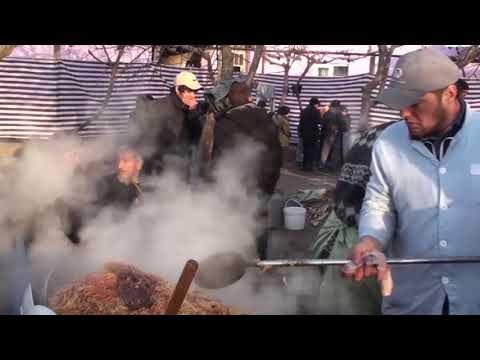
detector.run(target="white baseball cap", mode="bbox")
[175,71,203,91]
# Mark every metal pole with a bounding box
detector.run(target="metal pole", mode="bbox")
[257,256,480,268]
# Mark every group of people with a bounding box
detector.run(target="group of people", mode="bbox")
[3,46,479,315]
[0,70,287,313]
[298,97,350,172]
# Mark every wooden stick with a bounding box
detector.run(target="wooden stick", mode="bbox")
[165,260,199,315]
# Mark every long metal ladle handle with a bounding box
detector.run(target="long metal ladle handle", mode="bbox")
[255,256,480,268]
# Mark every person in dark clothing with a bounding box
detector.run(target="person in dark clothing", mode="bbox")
[95,146,144,210]
[298,97,322,171]
[212,82,282,260]
[128,71,203,178]
[320,100,350,171]
[213,82,282,198]
[272,105,291,165]
[257,100,268,111]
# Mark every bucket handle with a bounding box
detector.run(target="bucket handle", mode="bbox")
[284,198,304,209]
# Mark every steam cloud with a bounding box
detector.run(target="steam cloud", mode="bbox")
[0,133,322,315]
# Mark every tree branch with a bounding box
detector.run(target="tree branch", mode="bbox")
[359,45,403,130]
[102,45,112,64]
[127,46,150,65]
[456,45,480,71]
[88,49,109,65]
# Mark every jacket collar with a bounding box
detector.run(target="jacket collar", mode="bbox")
[409,101,472,162]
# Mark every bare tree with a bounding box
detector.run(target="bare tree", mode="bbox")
[53,45,61,60]
[359,45,403,131]
[292,53,319,111]
[265,47,366,110]
[219,46,234,81]
[0,45,16,61]
[151,45,264,87]
[81,45,151,130]
[245,45,265,88]
[264,46,305,106]
[292,53,347,111]
[215,45,265,85]
[166,45,217,84]
[453,45,480,77]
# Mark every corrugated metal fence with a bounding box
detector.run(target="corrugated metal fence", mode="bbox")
[1,57,479,142]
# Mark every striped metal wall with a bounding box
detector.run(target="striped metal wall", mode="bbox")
[1,57,479,142]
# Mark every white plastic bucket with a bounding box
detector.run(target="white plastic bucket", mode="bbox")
[283,199,306,230]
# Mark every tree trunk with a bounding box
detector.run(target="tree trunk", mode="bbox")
[359,90,374,131]
[280,64,290,107]
[359,45,400,131]
[80,46,126,130]
[245,45,264,88]
[0,45,16,61]
[219,46,234,81]
[455,45,480,77]
[295,58,315,112]
[203,51,215,85]
[53,45,62,60]
[261,52,265,74]
[369,54,376,74]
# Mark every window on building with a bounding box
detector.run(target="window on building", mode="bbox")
[333,66,349,77]
[233,53,244,67]
[318,67,329,77]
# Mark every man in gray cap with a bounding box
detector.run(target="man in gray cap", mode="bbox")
[343,47,480,314]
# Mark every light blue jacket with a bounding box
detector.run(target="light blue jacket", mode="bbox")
[359,105,480,314]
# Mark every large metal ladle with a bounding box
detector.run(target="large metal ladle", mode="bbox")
[195,252,480,289]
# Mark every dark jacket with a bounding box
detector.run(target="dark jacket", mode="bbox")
[53,174,145,245]
[298,104,322,142]
[320,106,351,170]
[334,121,396,226]
[213,103,282,197]
[322,106,349,135]
[129,90,203,175]
[95,173,142,210]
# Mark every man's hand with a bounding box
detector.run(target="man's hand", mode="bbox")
[63,150,81,168]
[342,236,388,282]
[343,236,393,296]
[179,92,198,110]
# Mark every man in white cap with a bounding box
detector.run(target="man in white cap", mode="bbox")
[174,71,203,108]
[343,47,480,314]
[129,71,204,177]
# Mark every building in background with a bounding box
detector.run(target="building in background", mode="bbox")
[254,45,427,77]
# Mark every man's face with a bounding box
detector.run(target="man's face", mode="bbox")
[176,87,198,110]
[117,150,142,183]
[400,89,452,140]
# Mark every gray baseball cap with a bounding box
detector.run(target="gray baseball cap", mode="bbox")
[376,47,462,110]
